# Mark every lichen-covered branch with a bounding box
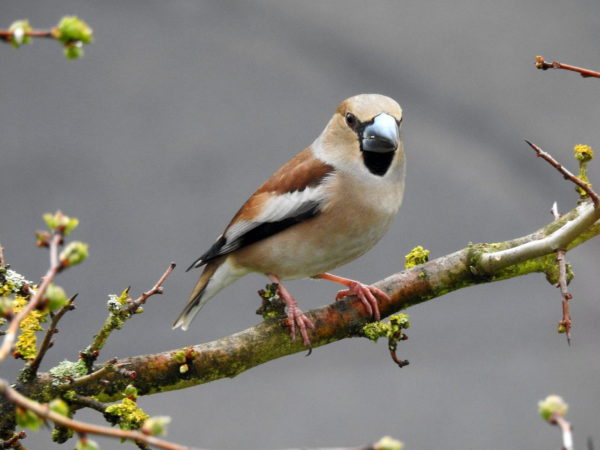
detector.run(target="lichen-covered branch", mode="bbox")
[478,200,599,273]
[0,233,62,363]
[0,199,589,414]
[80,263,176,371]
[0,380,187,450]
[25,295,77,379]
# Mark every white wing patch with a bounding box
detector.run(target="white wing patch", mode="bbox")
[224,185,327,245]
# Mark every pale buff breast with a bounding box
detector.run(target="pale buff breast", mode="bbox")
[231,168,405,279]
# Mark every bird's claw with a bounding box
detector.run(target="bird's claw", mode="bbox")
[336,281,388,321]
[286,305,315,348]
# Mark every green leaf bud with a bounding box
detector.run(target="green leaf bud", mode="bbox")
[8,20,32,48]
[538,394,568,422]
[56,16,93,45]
[59,241,89,267]
[49,398,69,417]
[46,284,68,312]
[142,416,171,436]
[75,437,99,450]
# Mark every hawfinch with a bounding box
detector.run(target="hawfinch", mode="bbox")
[173,93,405,347]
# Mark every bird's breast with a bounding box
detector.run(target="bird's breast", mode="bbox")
[231,169,404,279]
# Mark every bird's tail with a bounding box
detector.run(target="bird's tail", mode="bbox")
[172,258,242,330]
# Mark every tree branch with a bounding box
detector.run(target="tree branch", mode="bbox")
[26,295,77,378]
[81,263,176,370]
[535,56,600,79]
[51,199,596,403]
[0,232,62,363]
[0,380,190,450]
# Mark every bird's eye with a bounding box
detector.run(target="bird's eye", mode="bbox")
[345,112,358,129]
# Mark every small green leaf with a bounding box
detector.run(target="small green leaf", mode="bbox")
[56,16,93,44]
[15,407,43,431]
[46,284,68,312]
[59,241,89,267]
[124,384,138,399]
[64,42,84,60]
[8,20,32,48]
[49,398,69,417]
[142,416,171,436]
[538,395,568,422]
[75,437,99,450]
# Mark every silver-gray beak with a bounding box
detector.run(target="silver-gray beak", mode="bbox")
[361,113,399,153]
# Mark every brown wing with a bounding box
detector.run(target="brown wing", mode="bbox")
[186,148,334,271]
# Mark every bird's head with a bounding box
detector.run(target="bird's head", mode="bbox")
[315,94,403,177]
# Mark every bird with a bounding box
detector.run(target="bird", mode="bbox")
[173,93,405,347]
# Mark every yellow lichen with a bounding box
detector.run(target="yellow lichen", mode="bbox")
[105,398,149,431]
[0,283,14,297]
[573,145,594,198]
[573,144,594,162]
[404,245,430,269]
[13,296,47,360]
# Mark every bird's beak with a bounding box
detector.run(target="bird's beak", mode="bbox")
[361,113,399,153]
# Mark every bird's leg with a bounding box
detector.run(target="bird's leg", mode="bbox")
[267,274,315,347]
[314,273,388,321]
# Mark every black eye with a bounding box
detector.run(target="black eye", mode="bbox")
[345,112,358,129]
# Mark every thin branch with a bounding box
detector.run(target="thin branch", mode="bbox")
[525,140,600,206]
[552,413,574,450]
[82,263,176,368]
[0,431,26,449]
[128,263,176,313]
[58,359,119,392]
[479,140,600,273]
[0,30,54,41]
[68,394,108,415]
[535,56,600,79]
[27,294,77,377]
[0,246,4,267]
[0,379,190,450]
[479,200,598,273]
[551,205,573,344]
[0,233,62,363]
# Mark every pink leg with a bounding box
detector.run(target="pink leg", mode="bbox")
[268,274,315,347]
[314,273,388,321]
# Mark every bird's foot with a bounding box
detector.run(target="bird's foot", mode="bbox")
[267,274,315,347]
[315,273,387,321]
[285,303,315,348]
[335,281,386,321]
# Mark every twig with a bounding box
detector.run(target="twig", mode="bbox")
[525,140,600,207]
[0,431,26,449]
[128,262,176,313]
[0,30,54,41]
[0,233,62,363]
[82,263,176,369]
[0,246,4,267]
[535,56,600,79]
[552,204,573,344]
[0,379,190,450]
[551,413,574,450]
[58,359,119,391]
[26,295,77,378]
[68,394,108,415]
[479,142,600,273]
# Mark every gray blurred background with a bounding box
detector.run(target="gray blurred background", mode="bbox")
[1,1,600,449]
